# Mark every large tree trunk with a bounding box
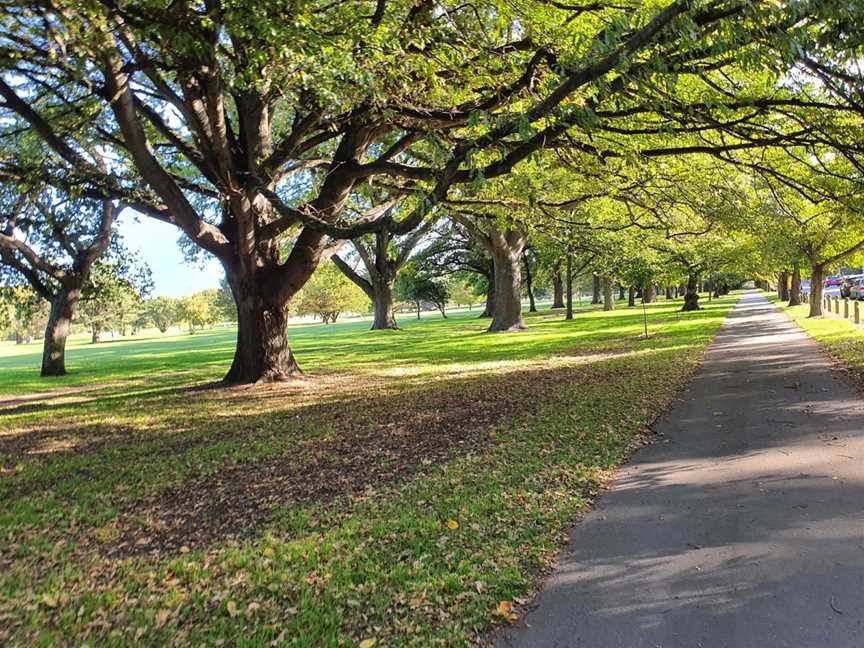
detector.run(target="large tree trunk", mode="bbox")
[591,274,601,304]
[789,266,802,307]
[809,264,824,317]
[602,276,615,311]
[681,274,701,311]
[332,254,398,331]
[551,264,565,309]
[371,278,398,330]
[41,287,81,377]
[224,277,300,384]
[488,238,526,331]
[628,286,636,307]
[778,270,789,301]
[642,283,656,304]
[523,253,537,313]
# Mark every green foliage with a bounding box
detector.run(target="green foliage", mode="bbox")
[0,285,46,341]
[449,282,481,309]
[214,277,237,323]
[77,262,150,342]
[396,263,452,315]
[177,292,216,333]
[142,296,181,333]
[294,263,369,324]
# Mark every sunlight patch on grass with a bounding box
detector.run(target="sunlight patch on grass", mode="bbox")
[0,295,738,646]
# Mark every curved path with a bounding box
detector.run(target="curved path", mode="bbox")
[498,291,864,648]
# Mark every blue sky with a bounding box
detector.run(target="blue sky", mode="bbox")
[119,210,223,297]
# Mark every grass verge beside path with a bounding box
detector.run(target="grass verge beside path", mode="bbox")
[1,296,737,646]
[766,292,864,388]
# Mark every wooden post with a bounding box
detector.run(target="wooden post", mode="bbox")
[855,301,860,325]
[835,297,840,314]
[844,299,849,319]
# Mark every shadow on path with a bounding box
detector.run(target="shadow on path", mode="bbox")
[497,291,864,648]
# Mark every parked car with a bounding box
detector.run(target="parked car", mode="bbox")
[841,274,864,297]
[850,278,864,300]
[825,275,843,287]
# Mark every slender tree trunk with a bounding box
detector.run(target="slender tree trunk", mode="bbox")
[371,278,398,330]
[480,268,495,318]
[523,253,537,313]
[41,286,81,377]
[551,263,565,309]
[416,301,421,319]
[591,274,601,304]
[682,274,701,311]
[618,284,625,300]
[487,237,526,331]
[438,304,447,318]
[809,264,824,317]
[628,286,636,307]
[565,252,574,320]
[602,276,615,311]
[789,266,802,306]
[91,326,101,344]
[778,270,789,301]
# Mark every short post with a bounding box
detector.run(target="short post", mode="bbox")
[835,297,840,314]
[844,299,849,319]
[855,301,860,325]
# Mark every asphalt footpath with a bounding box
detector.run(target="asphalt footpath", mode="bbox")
[497,290,864,648]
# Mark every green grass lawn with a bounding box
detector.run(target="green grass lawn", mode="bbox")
[0,295,737,647]
[767,292,864,387]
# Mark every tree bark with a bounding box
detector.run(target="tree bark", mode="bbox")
[628,286,636,307]
[681,274,701,311]
[223,271,301,383]
[618,284,625,300]
[591,274,601,304]
[371,279,398,329]
[332,252,399,331]
[778,270,789,301]
[642,283,656,303]
[565,252,574,320]
[41,286,81,376]
[789,266,802,306]
[665,286,674,299]
[602,276,615,311]
[523,252,537,313]
[480,277,495,318]
[484,229,527,331]
[551,263,565,309]
[809,264,824,317]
